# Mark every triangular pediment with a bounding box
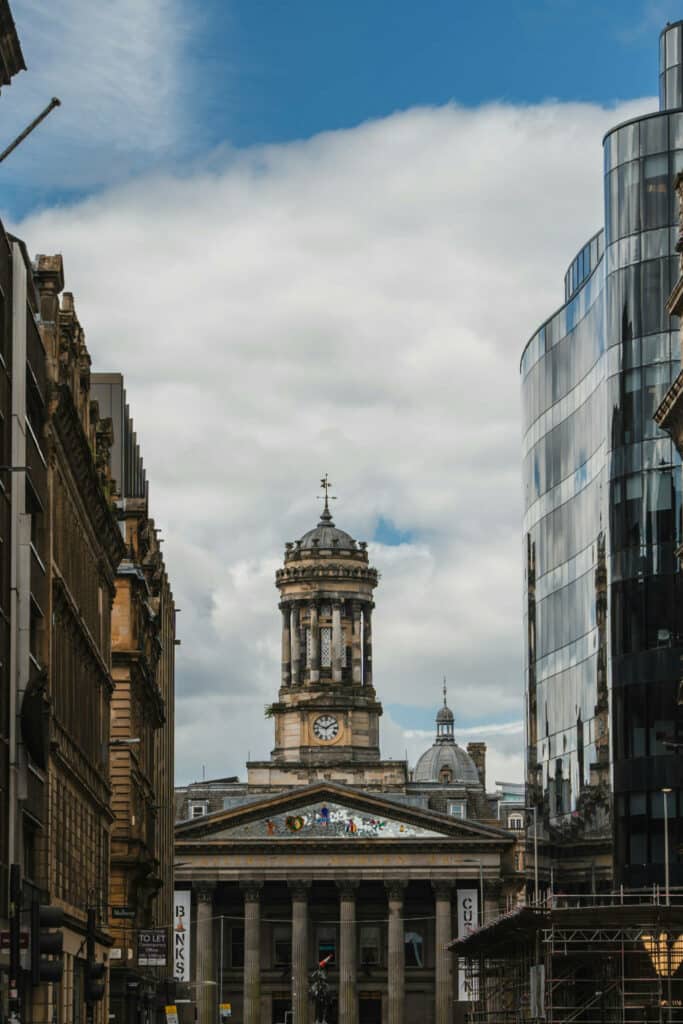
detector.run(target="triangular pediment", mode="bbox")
[176,782,511,844]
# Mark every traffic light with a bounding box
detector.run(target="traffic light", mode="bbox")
[85,908,106,1004]
[30,899,64,985]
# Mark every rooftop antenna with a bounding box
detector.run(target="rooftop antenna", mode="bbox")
[317,473,337,522]
[202,763,206,781]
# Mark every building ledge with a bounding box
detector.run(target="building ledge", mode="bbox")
[654,368,683,432]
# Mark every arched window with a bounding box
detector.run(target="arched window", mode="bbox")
[508,814,524,831]
[439,766,453,785]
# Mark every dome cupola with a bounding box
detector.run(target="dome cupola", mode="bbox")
[413,683,481,786]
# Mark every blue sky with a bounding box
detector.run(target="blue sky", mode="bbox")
[2,0,679,219]
[6,1,674,782]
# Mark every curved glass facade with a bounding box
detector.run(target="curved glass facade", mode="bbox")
[522,34,683,886]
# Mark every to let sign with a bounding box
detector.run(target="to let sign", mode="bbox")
[137,929,167,967]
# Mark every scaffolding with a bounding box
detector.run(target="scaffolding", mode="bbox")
[451,892,683,1024]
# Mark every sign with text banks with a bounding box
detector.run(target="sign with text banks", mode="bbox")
[173,891,191,982]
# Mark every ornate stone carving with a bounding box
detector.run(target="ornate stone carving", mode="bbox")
[336,880,360,898]
[195,884,215,904]
[384,880,407,901]
[239,882,263,902]
[431,881,453,901]
[288,880,311,900]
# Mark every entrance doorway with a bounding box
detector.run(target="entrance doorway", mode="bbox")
[272,998,291,1024]
[359,995,382,1024]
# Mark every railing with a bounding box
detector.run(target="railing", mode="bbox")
[537,886,683,910]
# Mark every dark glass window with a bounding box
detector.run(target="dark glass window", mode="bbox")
[273,925,292,966]
[230,927,244,968]
[317,927,336,965]
[359,926,381,966]
[641,117,668,156]
[404,929,424,968]
[642,155,669,229]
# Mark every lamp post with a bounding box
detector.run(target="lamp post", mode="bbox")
[662,788,672,907]
[464,859,484,926]
[524,805,539,905]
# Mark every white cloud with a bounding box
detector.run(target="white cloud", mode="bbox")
[11,94,656,787]
[3,0,190,189]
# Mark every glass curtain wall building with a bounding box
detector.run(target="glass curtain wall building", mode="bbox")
[522,22,683,889]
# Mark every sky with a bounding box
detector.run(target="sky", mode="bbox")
[1,0,677,787]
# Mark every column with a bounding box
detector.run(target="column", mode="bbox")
[432,883,453,1024]
[241,883,263,1024]
[281,604,291,687]
[351,602,362,685]
[290,604,300,686]
[290,881,310,1024]
[385,881,406,1024]
[195,884,215,1024]
[309,602,320,684]
[337,882,359,1024]
[332,602,343,683]
[362,606,373,687]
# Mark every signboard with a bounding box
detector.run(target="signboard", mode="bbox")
[112,906,135,920]
[165,1006,179,1024]
[456,888,479,1002]
[109,948,123,960]
[219,1003,232,1021]
[173,891,191,982]
[137,929,167,967]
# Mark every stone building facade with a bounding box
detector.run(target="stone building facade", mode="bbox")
[29,256,126,1024]
[175,497,522,1024]
[91,373,176,1024]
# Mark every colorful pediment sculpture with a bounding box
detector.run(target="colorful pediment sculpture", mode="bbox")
[214,800,446,839]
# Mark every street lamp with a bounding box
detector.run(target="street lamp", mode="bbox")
[463,859,484,926]
[662,788,672,907]
[524,805,539,905]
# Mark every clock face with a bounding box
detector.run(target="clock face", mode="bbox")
[313,714,340,742]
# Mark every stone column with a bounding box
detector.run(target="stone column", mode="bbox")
[432,883,453,1024]
[290,881,310,1024]
[290,604,300,686]
[309,602,320,684]
[385,881,406,1024]
[195,884,215,1024]
[241,883,263,1024]
[281,604,291,687]
[337,882,359,1024]
[332,602,343,683]
[351,602,362,685]
[362,606,373,687]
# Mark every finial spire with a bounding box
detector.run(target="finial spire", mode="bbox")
[443,676,447,707]
[317,473,337,524]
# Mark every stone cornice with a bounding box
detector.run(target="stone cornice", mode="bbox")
[51,383,125,572]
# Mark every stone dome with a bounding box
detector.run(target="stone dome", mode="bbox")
[298,517,357,552]
[413,742,481,785]
[413,685,482,786]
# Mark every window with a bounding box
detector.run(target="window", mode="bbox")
[448,801,465,819]
[508,814,524,831]
[321,627,331,668]
[273,925,292,967]
[230,927,244,968]
[404,929,424,968]
[190,802,207,819]
[359,926,380,966]
[317,926,336,965]
[439,767,453,785]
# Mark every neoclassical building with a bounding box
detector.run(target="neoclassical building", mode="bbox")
[174,495,521,1024]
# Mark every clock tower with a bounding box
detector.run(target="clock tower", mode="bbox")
[246,479,407,791]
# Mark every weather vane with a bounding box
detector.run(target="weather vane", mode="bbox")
[317,473,337,518]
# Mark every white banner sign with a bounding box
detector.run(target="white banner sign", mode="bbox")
[457,888,479,1001]
[173,890,191,982]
